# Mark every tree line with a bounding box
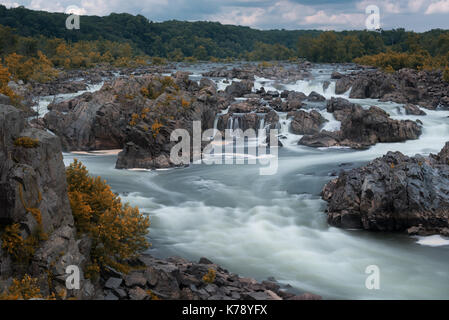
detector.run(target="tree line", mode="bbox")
[0,5,448,79]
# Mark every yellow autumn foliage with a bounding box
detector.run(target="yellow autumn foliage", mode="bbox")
[0,275,42,300]
[14,137,39,148]
[202,268,216,284]
[66,159,150,276]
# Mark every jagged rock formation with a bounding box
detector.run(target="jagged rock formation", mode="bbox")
[335,68,449,109]
[0,104,95,299]
[299,98,422,149]
[322,144,449,236]
[289,110,327,135]
[44,72,229,169]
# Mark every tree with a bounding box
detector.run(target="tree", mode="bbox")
[66,159,150,276]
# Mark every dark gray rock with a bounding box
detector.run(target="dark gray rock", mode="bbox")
[322,148,449,235]
[308,91,326,102]
[404,104,426,116]
[225,80,254,97]
[290,110,327,135]
[105,277,123,289]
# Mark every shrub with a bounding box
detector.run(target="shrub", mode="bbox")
[66,160,150,276]
[152,57,167,65]
[1,223,40,263]
[14,137,39,148]
[181,98,190,108]
[151,120,163,138]
[0,274,42,300]
[202,268,216,284]
[142,76,179,100]
[444,66,449,83]
[0,64,19,102]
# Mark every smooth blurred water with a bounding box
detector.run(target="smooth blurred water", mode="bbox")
[63,64,449,300]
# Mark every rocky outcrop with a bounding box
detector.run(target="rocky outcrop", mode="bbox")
[115,75,222,169]
[322,146,449,236]
[404,104,426,116]
[307,91,326,102]
[43,76,149,151]
[100,254,321,301]
[0,104,94,299]
[43,73,224,169]
[225,80,254,97]
[289,110,327,135]
[336,68,449,109]
[203,62,312,82]
[299,98,422,149]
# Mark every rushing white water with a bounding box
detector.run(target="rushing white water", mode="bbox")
[63,65,449,300]
[32,82,104,117]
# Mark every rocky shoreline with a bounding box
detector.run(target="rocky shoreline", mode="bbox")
[0,103,321,300]
[99,254,321,301]
[2,61,449,300]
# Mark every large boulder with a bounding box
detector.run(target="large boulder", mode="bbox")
[290,110,327,135]
[225,80,254,97]
[322,148,449,235]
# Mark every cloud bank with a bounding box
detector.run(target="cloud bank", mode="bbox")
[1,0,449,31]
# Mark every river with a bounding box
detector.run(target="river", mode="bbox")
[58,63,449,299]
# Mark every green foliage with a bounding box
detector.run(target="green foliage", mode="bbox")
[354,50,442,71]
[0,223,43,263]
[141,76,179,100]
[66,159,150,276]
[0,6,449,65]
[246,42,296,61]
[444,67,449,83]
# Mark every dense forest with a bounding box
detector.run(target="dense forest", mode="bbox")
[0,5,448,62]
[0,4,449,87]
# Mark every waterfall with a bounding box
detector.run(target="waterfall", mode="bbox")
[259,117,265,130]
[213,114,219,136]
[227,117,234,130]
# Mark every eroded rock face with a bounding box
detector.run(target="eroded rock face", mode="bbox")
[225,80,254,97]
[322,148,449,236]
[44,75,154,151]
[0,105,94,299]
[44,73,225,169]
[289,110,327,135]
[299,98,422,149]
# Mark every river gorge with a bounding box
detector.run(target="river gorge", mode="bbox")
[44,63,449,300]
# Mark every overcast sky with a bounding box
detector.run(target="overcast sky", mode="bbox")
[1,0,449,31]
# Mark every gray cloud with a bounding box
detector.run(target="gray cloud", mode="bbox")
[1,0,448,31]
